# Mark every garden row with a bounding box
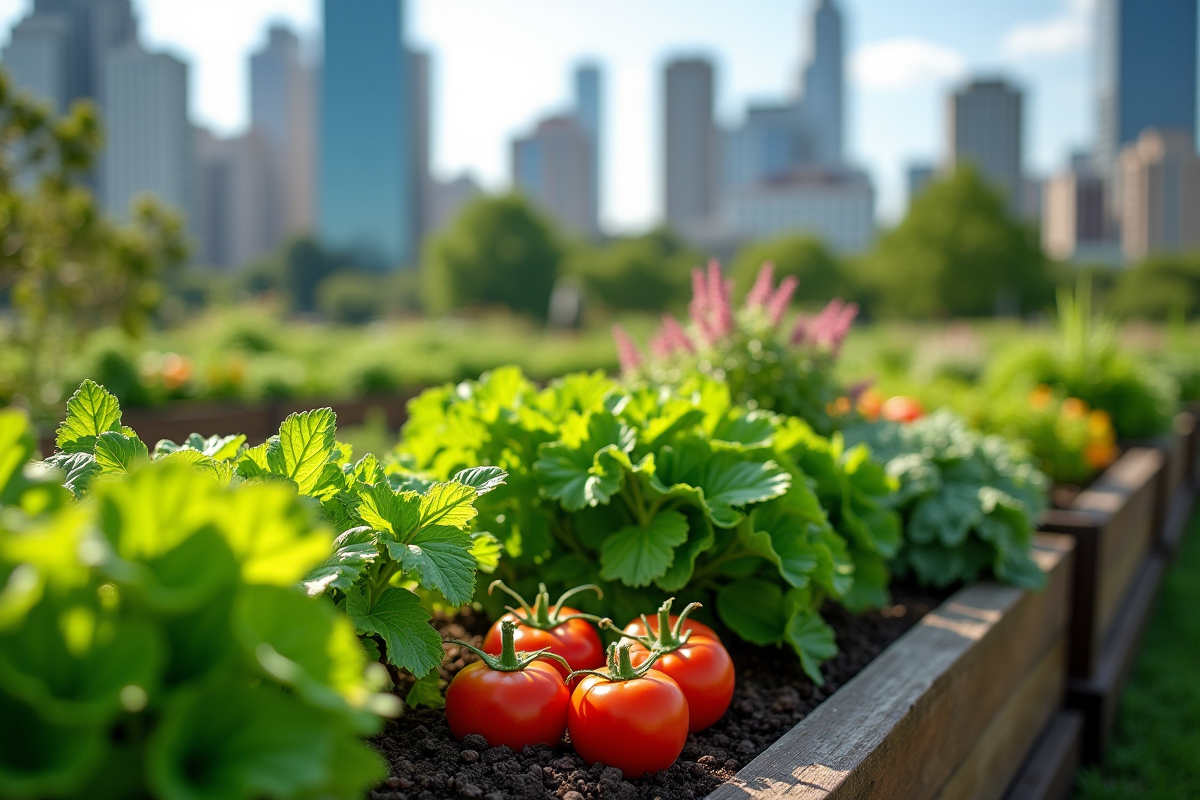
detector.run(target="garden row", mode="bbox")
[4,265,1197,800]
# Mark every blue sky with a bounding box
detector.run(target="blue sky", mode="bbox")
[0,0,1100,230]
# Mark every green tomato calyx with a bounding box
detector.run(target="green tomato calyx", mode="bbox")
[600,597,701,655]
[488,579,603,630]
[567,641,662,684]
[454,619,571,673]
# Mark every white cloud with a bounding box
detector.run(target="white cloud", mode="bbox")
[1001,0,1093,59]
[850,38,968,91]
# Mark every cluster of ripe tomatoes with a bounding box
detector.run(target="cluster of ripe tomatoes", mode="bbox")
[444,582,736,779]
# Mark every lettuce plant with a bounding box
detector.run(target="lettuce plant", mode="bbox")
[613,261,861,434]
[845,411,1049,590]
[397,366,898,681]
[41,380,505,680]
[0,408,395,800]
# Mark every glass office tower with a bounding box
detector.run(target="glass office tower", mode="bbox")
[319,0,414,270]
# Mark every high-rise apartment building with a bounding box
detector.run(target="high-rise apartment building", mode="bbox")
[1042,156,1114,262]
[573,64,602,229]
[513,115,597,236]
[1119,129,1200,260]
[250,25,316,247]
[800,0,843,167]
[907,163,935,207]
[319,0,420,270]
[724,171,874,253]
[947,78,1023,213]
[2,15,71,113]
[196,128,273,269]
[101,47,193,226]
[1096,0,1198,176]
[664,58,717,236]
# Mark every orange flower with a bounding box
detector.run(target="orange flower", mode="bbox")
[1087,409,1114,440]
[827,397,852,416]
[1061,397,1088,419]
[1029,385,1053,411]
[1085,441,1117,471]
[857,389,883,421]
[161,353,192,391]
[881,396,924,424]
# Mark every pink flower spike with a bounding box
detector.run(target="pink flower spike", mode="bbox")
[649,330,675,360]
[768,276,799,326]
[829,302,860,355]
[713,277,735,337]
[661,315,695,353]
[811,299,843,347]
[611,325,644,374]
[746,262,776,309]
[690,267,709,312]
[705,259,724,311]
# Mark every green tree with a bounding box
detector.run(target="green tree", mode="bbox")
[731,234,851,305]
[421,194,563,319]
[282,236,342,313]
[857,166,1052,318]
[0,71,187,418]
[566,228,695,313]
[1108,253,1200,320]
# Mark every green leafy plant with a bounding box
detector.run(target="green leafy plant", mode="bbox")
[986,276,1177,439]
[846,411,1049,590]
[0,407,395,800]
[397,366,898,682]
[40,380,506,682]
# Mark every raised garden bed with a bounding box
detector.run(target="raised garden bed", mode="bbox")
[1040,446,1162,680]
[705,534,1073,800]
[999,711,1082,800]
[1124,409,1199,558]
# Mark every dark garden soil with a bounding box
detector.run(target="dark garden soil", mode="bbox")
[367,582,947,800]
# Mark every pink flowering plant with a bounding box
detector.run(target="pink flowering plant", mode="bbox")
[613,261,861,435]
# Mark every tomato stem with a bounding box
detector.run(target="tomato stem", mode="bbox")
[487,580,604,630]
[567,642,662,683]
[598,597,702,655]
[452,619,571,673]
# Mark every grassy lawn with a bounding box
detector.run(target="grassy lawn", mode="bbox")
[1073,510,1200,799]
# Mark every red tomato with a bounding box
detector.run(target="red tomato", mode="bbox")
[881,396,924,423]
[623,613,721,644]
[568,670,689,777]
[445,659,569,750]
[483,606,605,680]
[629,635,734,732]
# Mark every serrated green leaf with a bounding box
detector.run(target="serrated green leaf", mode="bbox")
[302,527,379,597]
[158,449,234,485]
[716,578,787,645]
[418,482,479,530]
[909,483,983,546]
[535,443,626,511]
[146,679,337,800]
[654,440,791,527]
[43,452,100,498]
[452,466,508,495]
[55,380,122,454]
[599,510,689,588]
[655,506,715,592]
[711,410,776,449]
[270,409,337,495]
[93,432,149,477]
[840,550,891,612]
[218,482,334,587]
[0,692,105,799]
[740,491,827,590]
[388,526,476,606]
[785,608,837,685]
[232,584,378,719]
[469,532,503,574]
[345,586,444,676]
[405,670,445,709]
[203,434,247,461]
[355,483,420,540]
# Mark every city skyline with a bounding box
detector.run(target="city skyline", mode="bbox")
[0,0,1103,229]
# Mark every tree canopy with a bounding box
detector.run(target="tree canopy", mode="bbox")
[857,166,1053,318]
[730,234,851,306]
[566,228,696,313]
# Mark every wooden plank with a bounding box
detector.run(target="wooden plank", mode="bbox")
[1068,553,1167,763]
[706,535,1073,800]
[1160,485,1197,560]
[1000,712,1083,800]
[934,639,1066,800]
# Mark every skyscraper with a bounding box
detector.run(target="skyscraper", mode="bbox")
[1119,129,1200,260]
[410,48,432,244]
[101,47,193,225]
[251,25,316,246]
[947,78,1023,213]
[664,58,717,236]
[800,0,843,167]
[513,115,597,236]
[1096,0,1198,175]
[196,128,273,269]
[319,0,417,270]
[574,63,602,225]
[2,15,70,113]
